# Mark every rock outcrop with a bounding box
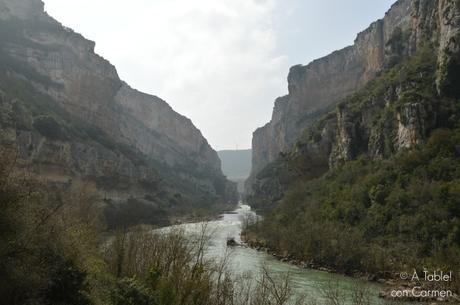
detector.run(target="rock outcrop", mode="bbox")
[247,0,460,194]
[0,0,238,225]
[396,102,427,149]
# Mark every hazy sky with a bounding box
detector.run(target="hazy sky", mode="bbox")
[44,0,394,150]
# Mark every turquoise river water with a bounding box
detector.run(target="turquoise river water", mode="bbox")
[159,204,394,304]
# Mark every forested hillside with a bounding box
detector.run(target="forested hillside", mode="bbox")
[245,0,460,287]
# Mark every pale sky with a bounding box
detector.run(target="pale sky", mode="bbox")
[43,0,394,150]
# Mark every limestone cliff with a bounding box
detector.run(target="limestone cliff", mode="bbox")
[246,0,460,210]
[0,0,237,226]
[247,0,460,194]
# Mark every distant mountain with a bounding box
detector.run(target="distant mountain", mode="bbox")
[218,149,252,180]
[218,149,251,195]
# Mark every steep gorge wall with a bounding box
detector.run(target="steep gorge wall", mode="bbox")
[247,0,460,210]
[0,0,237,219]
[247,0,454,192]
[0,0,221,172]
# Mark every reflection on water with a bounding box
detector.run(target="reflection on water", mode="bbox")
[160,204,384,304]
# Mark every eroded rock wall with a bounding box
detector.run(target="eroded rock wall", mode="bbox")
[0,0,238,218]
[247,0,460,194]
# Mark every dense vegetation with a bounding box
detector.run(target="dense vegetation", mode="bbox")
[247,129,460,276]
[245,44,460,290]
[2,148,362,305]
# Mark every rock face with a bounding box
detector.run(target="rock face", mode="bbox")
[396,102,426,149]
[0,0,237,224]
[247,0,460,194]
[113,83,222,171]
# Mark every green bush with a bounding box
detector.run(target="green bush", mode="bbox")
[111,278,155,305]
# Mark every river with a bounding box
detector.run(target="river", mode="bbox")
[161,204,385,304]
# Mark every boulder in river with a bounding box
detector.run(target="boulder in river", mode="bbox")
[226,237,239,247]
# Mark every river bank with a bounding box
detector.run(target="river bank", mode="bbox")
[240,230,387,280]
[239,230,459,303]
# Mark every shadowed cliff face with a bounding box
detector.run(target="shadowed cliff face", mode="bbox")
[247,0,460,194]
[0,0,237,225]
